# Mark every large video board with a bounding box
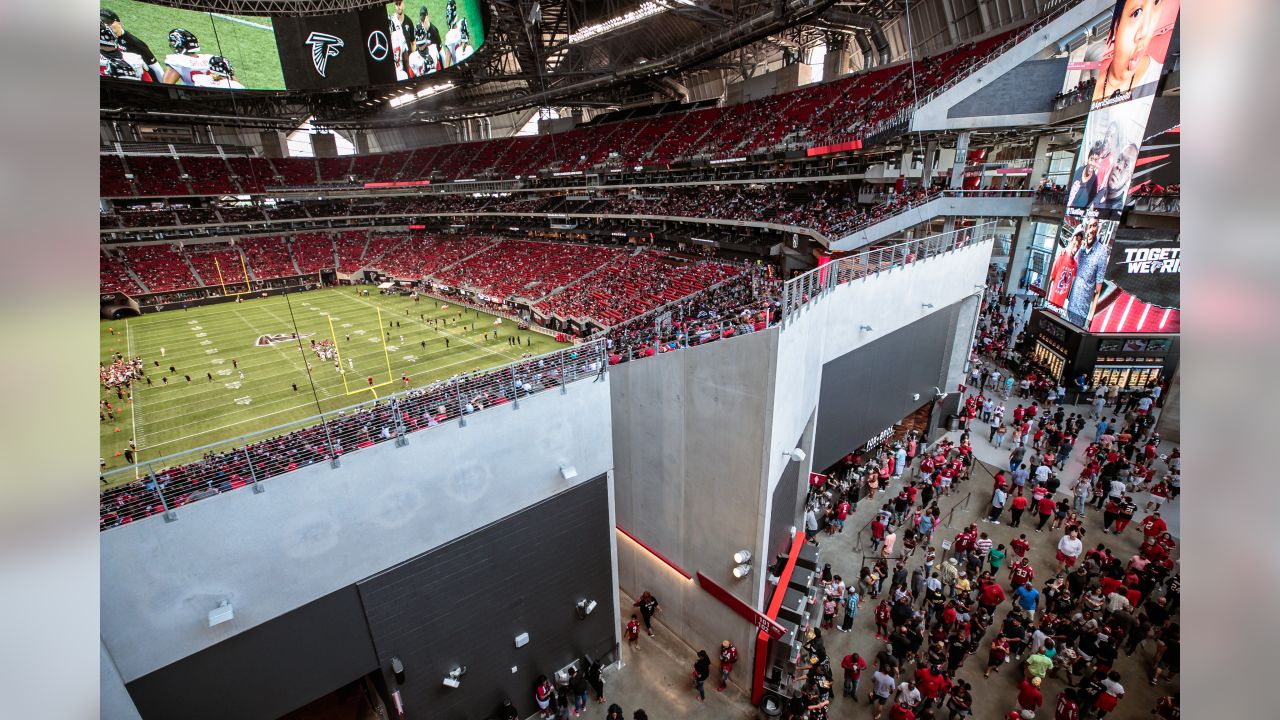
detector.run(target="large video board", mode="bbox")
[99,1,484,90]
[1048,0,1180,331]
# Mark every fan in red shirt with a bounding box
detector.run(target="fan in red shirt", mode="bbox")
[889,701,916,720]
[1017,677,1044,714]
[1009,558,1034,589]
[1140,513,1168,539]
[1054,688,1081,720]
[978,578,1006,611]
[1010,536,1031,559]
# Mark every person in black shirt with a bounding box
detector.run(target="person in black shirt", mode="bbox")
[101,8,164,81]
[945,630,970,674]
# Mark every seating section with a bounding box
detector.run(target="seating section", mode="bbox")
[99,249,142,295]
[536,251,742,326]
[98,26,1028,196]
[100,155,133,197]
[180,157,239,195]
[185,244,248,287]
[332,230,372,273]
[433,240,622,300]
[121,244,198,292]
[240,235,295,279]
[125,156,188,196]
[368,235,495,279]
[291,233,337,273]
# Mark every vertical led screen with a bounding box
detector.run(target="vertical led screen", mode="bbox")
[1048,0,1180,330]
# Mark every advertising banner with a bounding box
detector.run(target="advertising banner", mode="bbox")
[1050,0,1180,330]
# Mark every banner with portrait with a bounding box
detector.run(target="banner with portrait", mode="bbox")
[1054,0,1180,330]
[1043,216,1119,329]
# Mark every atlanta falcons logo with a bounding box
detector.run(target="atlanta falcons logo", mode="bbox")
[306,32,344,77]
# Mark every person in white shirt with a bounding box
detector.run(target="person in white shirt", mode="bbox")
[1056,530,1082,572]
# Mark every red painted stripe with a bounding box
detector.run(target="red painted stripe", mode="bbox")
[1136,153,1170,167]
[752,529,808,705]
[615,525,692,579]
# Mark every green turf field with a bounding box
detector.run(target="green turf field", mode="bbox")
[104,0,284,89]
[99,288,565,483]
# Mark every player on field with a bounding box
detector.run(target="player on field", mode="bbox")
[389,0,412,81]
[100,22,149,81]
[162,29,242,89]
[101,8,164,80]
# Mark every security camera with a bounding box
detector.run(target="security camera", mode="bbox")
[442,676,461,689]
[785,448,806,462]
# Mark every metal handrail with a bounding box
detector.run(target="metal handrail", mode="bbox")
[779,221,998,325]
[100,339,607,531]
[833,189,1031,236]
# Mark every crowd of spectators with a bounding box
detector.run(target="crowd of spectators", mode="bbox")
[1054,78,1097,109]
[536,250,743,327]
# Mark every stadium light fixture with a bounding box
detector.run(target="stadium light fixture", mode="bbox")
[567,1,695,45]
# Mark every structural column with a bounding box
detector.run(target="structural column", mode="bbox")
[949,131,971,189]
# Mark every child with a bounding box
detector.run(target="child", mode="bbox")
[874,599,892,640]
[822,593,838,629]
[625,614,641,652]
[842,589,861,632]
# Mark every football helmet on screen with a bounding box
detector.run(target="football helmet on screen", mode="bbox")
[209,55,235,77]
[103,56,139,79]
[168,28,201,54]
[100,22,119,50]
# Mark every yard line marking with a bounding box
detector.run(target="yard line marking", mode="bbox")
[139,348,510,443]
[210,13,273,31]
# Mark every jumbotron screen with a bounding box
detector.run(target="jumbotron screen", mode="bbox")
[99,0,485,90]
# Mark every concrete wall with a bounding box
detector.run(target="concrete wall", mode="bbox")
[102,375,615,683]
[611,328,778,675]
[946,58,1067,119]
[102,641,143,720]
[829,195,1033,251]
[611,238,993,684]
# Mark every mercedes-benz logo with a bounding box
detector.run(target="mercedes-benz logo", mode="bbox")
[367,30,389,61]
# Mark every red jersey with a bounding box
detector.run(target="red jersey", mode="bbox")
[626,619,640,640]
[1017,680,1043,710]
[1046,250,1078,307]
[1055,694,1081,720]
[875,604,891,624]
[1012,495,1030,510]
[1011,564,1034,587]
[1010,537,1030,556]
[1141,516,1168,538]
[1038,497,1057,515]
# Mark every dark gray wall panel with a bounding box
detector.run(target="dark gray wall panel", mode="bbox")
[948,58,1067,118]
[813,302,962,470]
[358,475,616,720]
[125,587,378,720]
[768,450,804,560]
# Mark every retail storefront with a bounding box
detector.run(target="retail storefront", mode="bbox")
[1024,309,1179,394]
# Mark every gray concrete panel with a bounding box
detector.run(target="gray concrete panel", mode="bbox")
[102,376,614,682]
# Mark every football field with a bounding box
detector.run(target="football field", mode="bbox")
[99,287,566,483]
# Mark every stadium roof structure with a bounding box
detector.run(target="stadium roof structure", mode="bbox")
[102,0,914,129]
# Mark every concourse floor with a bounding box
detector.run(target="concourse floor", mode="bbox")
[582,392,1179,720]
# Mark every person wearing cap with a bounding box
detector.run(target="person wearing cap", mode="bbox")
[717,640,737,691]
[1017,676,1044,715]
